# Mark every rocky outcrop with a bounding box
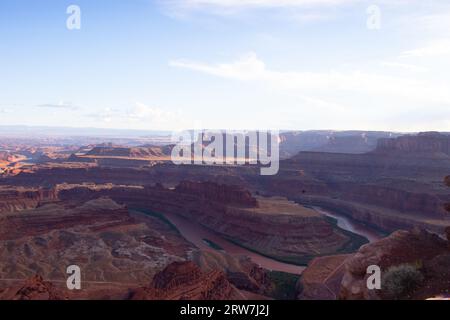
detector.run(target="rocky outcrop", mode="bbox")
[298,229,450,300]
[297,254,351,300]
[191,250,272,295]
[339,229,450,300]
[0,275,67,300]
[129,261,242,300]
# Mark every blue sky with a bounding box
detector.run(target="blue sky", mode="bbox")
[0,0,449,132]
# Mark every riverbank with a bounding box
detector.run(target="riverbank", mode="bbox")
[132,208,306,274]
[133,206,376,275]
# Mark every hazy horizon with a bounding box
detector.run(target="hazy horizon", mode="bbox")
[0,124,449,140]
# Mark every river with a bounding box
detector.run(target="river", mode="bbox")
[312,207,384,243]
[159,206,384,275]
[163,212,306,275]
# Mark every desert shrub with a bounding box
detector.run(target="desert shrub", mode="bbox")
[267,271,300,300]
[382,264,424,299]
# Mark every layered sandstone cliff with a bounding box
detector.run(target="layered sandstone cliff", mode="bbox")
[129,261,243,300]
[0,186,57,214]
[0,197,193,296]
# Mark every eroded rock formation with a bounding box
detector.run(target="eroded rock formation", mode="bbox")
[298,229,450,300]
[0,186,57,214]
[0,275,67,300]
[129,261,243,300]
[0,197,193,297]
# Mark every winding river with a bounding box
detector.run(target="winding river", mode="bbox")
[312,207,385,243]
[159,206,384,275]
[163,212,306,275]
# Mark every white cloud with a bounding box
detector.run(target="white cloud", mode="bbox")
[290,12,332,23]
[176,0,356,8]
[170,53,265,81]
[162,0,358,17]
[36,101,78,110]
[379,61,428,73]
[413,11,450,35]
[401,39,450,57]
[169,52,450,104]
[83,103,197,131]
[127,102,198,131]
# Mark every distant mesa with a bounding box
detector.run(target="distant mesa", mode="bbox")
[375,132,450,156]
[279,131,398,158]
[86,145,173,158]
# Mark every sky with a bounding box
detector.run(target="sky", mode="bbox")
[0,0,449,132]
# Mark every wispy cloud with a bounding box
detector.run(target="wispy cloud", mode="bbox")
[36,101,78,110]
[401,39,450,58]
[169,52,450,104]
[170,53,265,81]
[174,0,356,9]
[84,103,197,131]
[380,61,428,73]
[289,12,333,24]
[162,0,357,17]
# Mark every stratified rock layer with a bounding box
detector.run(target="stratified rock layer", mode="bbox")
[129,261,243,300]
[0,275,67,300]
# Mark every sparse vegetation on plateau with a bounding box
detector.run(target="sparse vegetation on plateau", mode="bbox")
[267,271,300,300]
[382,264,424,299]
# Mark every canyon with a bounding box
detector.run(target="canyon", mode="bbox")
[0,130,448,300]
